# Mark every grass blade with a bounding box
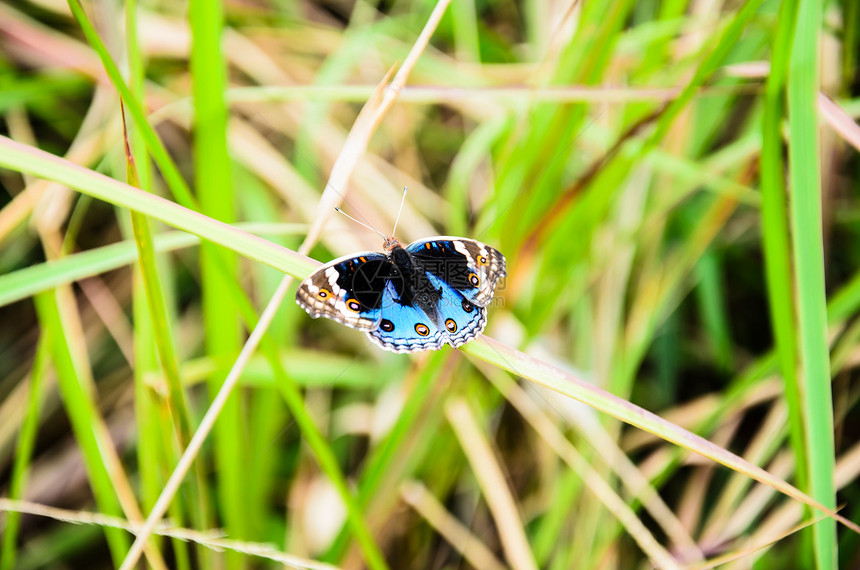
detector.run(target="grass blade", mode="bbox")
[0,336,51,570]
[189,0,248,562]
[0,135,316,277]
[760,0,810,558]
[462,336,858,535]
[787,0,838,565]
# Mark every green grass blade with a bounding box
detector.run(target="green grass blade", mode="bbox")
[236,168,292,539]
[0,335,51,570]
[0,224,304,308]
[788,0,837,565]
[694,250,733,371]
[189,0,248,561]
[65,0,196,208]
[123,2,207,562]
[760,0,809,544]
[0,136,315,277]
[462,336,856,534]
[32,290,132,564]
[129,208,213,533]
[125,126,195,465]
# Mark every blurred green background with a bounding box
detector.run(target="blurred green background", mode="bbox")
[1,0,860,568]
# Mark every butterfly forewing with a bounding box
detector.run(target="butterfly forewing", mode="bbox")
[406,237,506,307]
[295,252,392,331]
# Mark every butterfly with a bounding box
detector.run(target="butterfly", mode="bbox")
[296,234,506,353]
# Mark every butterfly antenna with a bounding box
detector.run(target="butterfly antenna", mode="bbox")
[391,186,407,237]
[334,206,386,239]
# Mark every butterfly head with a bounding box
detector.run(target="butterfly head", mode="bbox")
[382,236,401,252]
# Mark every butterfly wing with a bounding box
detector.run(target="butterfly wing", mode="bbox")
[367,281,445,353]
[423,272,488,348]
[295,252,395,331]
[407,237,506,307]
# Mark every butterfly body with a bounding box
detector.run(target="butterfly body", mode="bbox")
[296,236,506,353]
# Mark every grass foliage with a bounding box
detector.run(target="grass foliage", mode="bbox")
[1,0,860,568]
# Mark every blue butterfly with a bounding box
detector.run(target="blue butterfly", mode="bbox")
[296,235,506,353]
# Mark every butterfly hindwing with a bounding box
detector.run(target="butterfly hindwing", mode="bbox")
[295,252,395,331]
[367,272,488,353]
[367,281,445,352]
[406,237,506,307]
[424,272,487,348]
